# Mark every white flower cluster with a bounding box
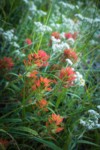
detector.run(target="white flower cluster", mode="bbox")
[23,1,47,20]
[12,50,26,58]
[34,22,52,33]
[75,72,85,86]
[66,59,73,66]
[51,35,70,53]
[3,29,17,41]
[52,42,70,53]
[37,10,47,16]
[59,1,75,10]
[75,14,100,24]
[2,29,20,48]
[97,105,100,110]
[80,109,100,130]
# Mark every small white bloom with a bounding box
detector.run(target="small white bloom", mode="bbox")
[29,3,37,12]
[28,16,32,20]
[94,18,100,23]
[75,14,84,20]
[60,32,66,39]
[76,72,83,79]
[88,110,99,117]
[3,30,14,41]
[97,105,100,110]
[75,5,79,9]
[37,10,47,16]
[66,59,73,65]
[14,50,20,55]
[96,124,100,128]
[52,42,70,53]
[10,42,20,48]
[67,38,75,45]
[21,54,26,57]
[80,119,86,126]
[51,36,61,44]
[34,22,52,33]
[79,78,85,86]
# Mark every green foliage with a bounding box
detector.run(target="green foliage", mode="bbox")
[0,0,100,150]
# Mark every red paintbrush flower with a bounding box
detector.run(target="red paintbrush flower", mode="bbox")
[37,99,48,111]
[51,32,60,39]
[65,32,78,39]
[64,49,78,62]
[32,76,51,91]
[49,114,63,126]
[25,38,32,45]
[0,57,14,70]
[59,67,76,86]
[46,113,64,133]
[65,32,73,39]
[24,50,49,67]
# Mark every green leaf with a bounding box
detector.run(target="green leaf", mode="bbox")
[33,137,62,150]
[15,127,38,136]
[11,84,20,91]
[77,140,100,147]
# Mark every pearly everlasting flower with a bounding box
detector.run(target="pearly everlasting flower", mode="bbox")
[75,72,85,86]
[66,59,73,65]
[75,14,84,20]
[79,78,85,86]
[29,2,37,12]
[97,105,100,110]
[80,109,100,130]
[60,32,66,39]
[50,23,61,30]
[37,10,47,16]
[10,42,20,48]
[34,22,52,33]
[3,29,14,41]
[51,36,61,44]
[52,42,70,53]
[88,110,99,117]
[67,38,75,45]
[96,124,100,128]
[80,119,86,126]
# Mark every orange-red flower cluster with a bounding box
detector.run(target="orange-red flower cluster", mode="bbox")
[49,32,60,46]
[51,32,60,39]
[28,70,38,78]
[36,99,48,111]
[64,49,78,62]
[24,50,49,67]
[0,57,14,70]
[59,67,76,86]
[46,114,64,133]
[32,76,51,91]
[25,38,32,45]
[65,32,77,39]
